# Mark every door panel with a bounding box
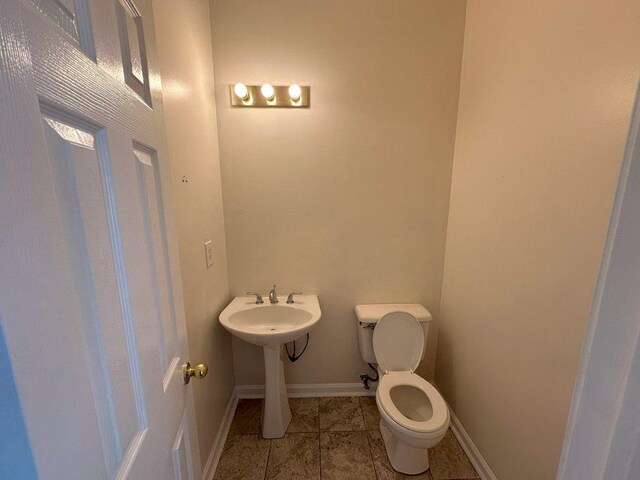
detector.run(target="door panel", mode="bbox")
[25,0,96,59]
[115,0,151,105]
[172,412,192,480]
[43,112,135,476]
[133,145,180,386]
[0,0,200,478]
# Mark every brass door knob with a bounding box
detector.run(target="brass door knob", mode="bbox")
[183,362,208,384]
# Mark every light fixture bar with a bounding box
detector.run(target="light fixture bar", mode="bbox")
[229,84,310,108]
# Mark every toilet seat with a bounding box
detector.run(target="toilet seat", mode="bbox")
[376,372,449,434]
[373,312,449,435]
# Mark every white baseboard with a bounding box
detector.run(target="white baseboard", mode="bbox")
[448,408,497,480]
[429,382,496,480]
[235,382,376,399]
[202,392,238,480]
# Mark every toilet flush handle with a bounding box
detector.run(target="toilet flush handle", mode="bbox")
[359,322,376,329]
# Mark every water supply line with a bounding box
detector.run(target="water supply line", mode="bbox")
[286,333,310,363]
[360,363,379,390]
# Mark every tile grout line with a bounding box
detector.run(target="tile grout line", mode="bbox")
[318,429,323,480]
[316,398,323,480]
[365,430,380,480]
[359,399,380,480]
[263,437,272,480]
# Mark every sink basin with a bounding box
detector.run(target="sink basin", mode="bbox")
[219,294,321,438]
[219,295,321,346]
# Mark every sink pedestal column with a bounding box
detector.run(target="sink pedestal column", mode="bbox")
[261,345,291,438]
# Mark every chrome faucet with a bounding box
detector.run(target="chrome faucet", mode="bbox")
[269,285,278,304]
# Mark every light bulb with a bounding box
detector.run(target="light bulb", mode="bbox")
[233,83,249,100]
[261,83,275,101]
[288,84,302,101]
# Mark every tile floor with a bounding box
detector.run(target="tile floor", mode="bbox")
[215,397,480,480]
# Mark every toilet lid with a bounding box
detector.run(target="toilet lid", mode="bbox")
[372,311,424,373]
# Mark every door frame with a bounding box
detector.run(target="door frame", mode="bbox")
[557,81,640,479]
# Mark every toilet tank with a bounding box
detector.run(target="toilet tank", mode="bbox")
[355,304,432,364]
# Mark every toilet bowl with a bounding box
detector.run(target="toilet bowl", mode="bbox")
[372,311,450,474]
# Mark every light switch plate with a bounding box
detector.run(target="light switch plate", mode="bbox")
[204,241,213,268]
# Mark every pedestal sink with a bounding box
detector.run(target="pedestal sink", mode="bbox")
[219,295,321,438]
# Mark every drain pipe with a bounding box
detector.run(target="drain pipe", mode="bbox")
[360,363,379,390]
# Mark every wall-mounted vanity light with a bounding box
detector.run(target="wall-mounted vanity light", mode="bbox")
[233,82,250,101]
[260,83,275,101]
[288,84,302,102]
[229,83,310,108]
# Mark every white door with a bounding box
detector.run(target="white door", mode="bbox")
[557,85,640,479]
[0,0,201,479]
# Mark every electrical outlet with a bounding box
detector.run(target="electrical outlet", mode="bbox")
[204,241,214,268]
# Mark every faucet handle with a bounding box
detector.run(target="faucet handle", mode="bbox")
[269,285,278,304]
[246,292,264,304]
[286,291,303,304]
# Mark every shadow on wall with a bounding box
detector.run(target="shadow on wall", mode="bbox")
[433,331,455,404]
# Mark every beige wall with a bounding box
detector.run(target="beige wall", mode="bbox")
[154,0,234,468]
[210,0,466,385]
[437,1,640,479]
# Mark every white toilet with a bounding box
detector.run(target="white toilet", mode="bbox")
[355,304,450,475]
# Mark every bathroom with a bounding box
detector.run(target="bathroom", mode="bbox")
[0,0,639,479]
